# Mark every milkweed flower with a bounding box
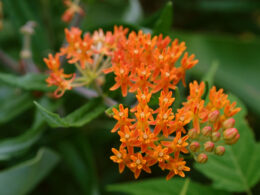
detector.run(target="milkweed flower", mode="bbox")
[62,0,84,23]
[44,26,128,98]
[43,25,241,180]
[102,27,241,180]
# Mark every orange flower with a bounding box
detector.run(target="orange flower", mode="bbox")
[62,0,84,23]
[110,147,128,173]
[129,153,152,179]
[162,132,189,157]
[137,128,157,152]
[44,53,75,98]
[111,104,133,133]
[166,158,190,180]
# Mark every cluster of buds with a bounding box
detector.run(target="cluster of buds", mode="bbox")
[62,0,84,23]
[186,82,241,163]
[44,26,128,97]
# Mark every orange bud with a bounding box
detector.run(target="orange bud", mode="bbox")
[225,134,240,145]
[204,141,214,152]
[223,128,238,140]
[208,110,220,122]
[189,141,200,152]
[212,132,221,142]
[201,126,212,137]
[188,128,198,139]
[223,118,235,129]
[197,153,208,164]
[215,146,225,156]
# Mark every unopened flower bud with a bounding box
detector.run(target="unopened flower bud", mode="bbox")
[188,128,198,139]
[225,134,240,145]
[204,141,215,152]
[212,132,221,142]
[201,126,212,137]
[197,153,208,164]
[223,128,238,140]
[223,118,235,129]
[189,141,200,152]
[215,146,225,156]
[208,110,220,122]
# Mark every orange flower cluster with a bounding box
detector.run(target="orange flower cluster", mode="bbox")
[44,53,75,97]
[182,81,241,161]
[107,31,199,180]
[62,0,84,23]
[106,29,241,179]
[44,26,128,97]
[104,31,198,96]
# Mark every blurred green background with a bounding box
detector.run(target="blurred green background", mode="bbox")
[0,0,260,194]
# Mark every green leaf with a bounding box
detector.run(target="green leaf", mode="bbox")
[34,98,106,128]
[0,91,33,124]
[58,135,99,195]
[0,148,59,195]
[0,72,54,92]
[153,1,173,35]
[195,95,260,193]
[0,97,58,160]
[107,178,230,195]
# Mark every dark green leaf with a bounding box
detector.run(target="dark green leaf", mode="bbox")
[34,98,106,128]
[0,91,33,124]
[107,178,230,195]
[195,95,260,193]
[0,97,57,160]
[0,148,59,195]
[153,1,173,35]
[58,135,99,195]
[0,73,54,92]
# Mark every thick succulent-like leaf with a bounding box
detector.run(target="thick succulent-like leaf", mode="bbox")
[0,148,59,195]
[34,98,106,128]
[0,73,54,92]
[107,178,230,195]
[195,95,260,193]
[153,1,173,35]
[0,90,33,124]
[0,97,58,160]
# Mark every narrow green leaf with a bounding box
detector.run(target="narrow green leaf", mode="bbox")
[107,178,230,195]
[153,1,173,35]
[195,95,260,193]
[0,148,59,195]
[34,98,106,128]
[58,136,99,195]
[0,92,33,124]
[0,97,58,160]
[0,73,54,92]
